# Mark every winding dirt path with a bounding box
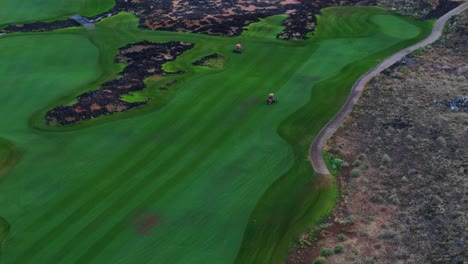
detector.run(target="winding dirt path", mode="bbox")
[309,2,468,175]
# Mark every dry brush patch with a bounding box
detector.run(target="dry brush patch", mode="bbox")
[287,10,468,264]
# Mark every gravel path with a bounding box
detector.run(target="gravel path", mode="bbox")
[309,2,468,175]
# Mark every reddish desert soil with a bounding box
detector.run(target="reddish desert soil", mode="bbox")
[287,9,467,264]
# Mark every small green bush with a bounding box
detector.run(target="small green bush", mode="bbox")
[353,159,362,166]
[382,154,391,163]
[299,237,312,248]
[334,244,344,253]
[346,215,356,224]
[338,233,348,241]
[350,169,361,178]
[312,256,326,264]
[377,232,395,239]
[320,247,333,257]
[331,158,344,171]
[360,231,369,238]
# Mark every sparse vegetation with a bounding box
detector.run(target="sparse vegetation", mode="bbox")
[338,233,348,241]
[334,244,344,253]
[320,247,333,257]
[312,256,326,264]
[378,232,395,239]
[382,153,391,163]
[346,215,356,224]
[289,7,467,264]
[350,168,361,178]
[299,237,312,248]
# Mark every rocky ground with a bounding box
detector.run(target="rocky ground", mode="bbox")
[287,10,467,264]
[46,41,194,125]
[107,0,368,39]
[1,0,369,40]
[377,0,462,19]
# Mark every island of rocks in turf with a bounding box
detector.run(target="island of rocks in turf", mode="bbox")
[46,41,194,125]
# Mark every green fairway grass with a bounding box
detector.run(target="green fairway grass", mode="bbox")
[0,0,114,26]
[0,217,9,254]
[0,7,431,264]
[0,138,20,179]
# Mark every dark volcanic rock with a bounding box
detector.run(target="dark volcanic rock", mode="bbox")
[46,41,194,125]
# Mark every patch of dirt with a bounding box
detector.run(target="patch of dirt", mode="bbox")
[287,10,468,264]
[46,41,194,125]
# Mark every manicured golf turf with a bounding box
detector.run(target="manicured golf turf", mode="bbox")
[0,7,431,264]
[0,0,114,26]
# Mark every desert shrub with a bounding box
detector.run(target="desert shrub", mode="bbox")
[370,194,383,204]
[338,233,348,241]
[331,158,344,170]
[350,169,361,178]
[299,237,311,248]
[346,215,356,224]
[382,154,391,163]
[353,159,362,166]
[312,256,326,264]
[334,244,344,253]
[357,153,367,161]
[308,227,319,239]
[360,231,369,238]
[320,247,333,257]
[378,232,395,239]
[352,247,361,255]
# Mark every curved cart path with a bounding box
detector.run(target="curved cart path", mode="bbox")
[309,2,468,175]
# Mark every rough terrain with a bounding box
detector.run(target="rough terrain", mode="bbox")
[288,9,467,264]
[377,0,462,19]
[46,41,193,125]
[2,0,369,40]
